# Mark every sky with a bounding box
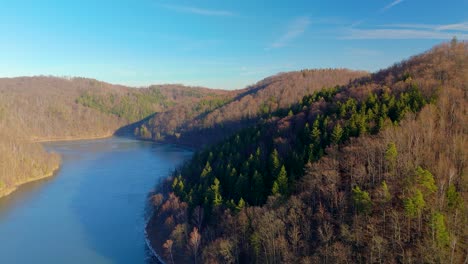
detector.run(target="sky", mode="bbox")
[0,0,467,90]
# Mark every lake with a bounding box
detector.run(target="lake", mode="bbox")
[0,137,192,264]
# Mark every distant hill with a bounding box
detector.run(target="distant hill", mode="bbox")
[136,69,367,147]
[147,41,467,264]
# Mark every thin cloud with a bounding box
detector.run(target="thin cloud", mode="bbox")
[381,0,404,11]
[161,4,234,17]
[377,23,436,29]
[344,21,468,39]
[351,0,405,28]
[270,17,311,49]
[436,22,468,31]
[343,28,468,40]
[379,22,468,32]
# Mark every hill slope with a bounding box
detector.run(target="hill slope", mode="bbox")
[147,41,467,263]
[136,69,367,147]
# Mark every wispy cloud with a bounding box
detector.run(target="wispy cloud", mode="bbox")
[269,17,310,49]
[381,0,404,11]
[350,0,405,28]
[343,28,468,40]
[161,4,234,17]
[379,22,468,31]
[436,22,468,31]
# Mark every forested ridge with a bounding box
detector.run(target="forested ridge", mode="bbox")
[147,41,467,263]
[136,69,367,147]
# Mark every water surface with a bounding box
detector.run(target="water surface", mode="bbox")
[0,137,191,264]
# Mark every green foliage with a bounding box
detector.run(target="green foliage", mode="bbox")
[192,97,231,115]
[431,212,449,247]
[331,124,343,144]
[385,142,398,170]
[76,88,168,122]
[415,166,437,194]
[236,198,246,212]
[404,189,425,218]
[380,181,391,203]
[210,178,223,206]
[446,184,463,210]
[270,149,281,176]
[200,162,212,178]
[352,186,372,214]
[170,85,429,220]
[272,166,288,195]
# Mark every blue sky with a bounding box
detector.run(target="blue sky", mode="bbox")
[0,0,467,89]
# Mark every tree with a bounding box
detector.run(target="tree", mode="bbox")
[416,166,437,194]
[163,239,175,264]
[272,165,288,195]
[404,189,425,218]
[200,162,212,178]
[210,178,223,207]
[270,149,281,176]
[331,124,343,144]
[236,197,246,212]
[385,142,397,173]
[352,186,372,214]
[188,227,202,264]
[446,184,462,210]
[431,212,449,247]
[252,170,265,204]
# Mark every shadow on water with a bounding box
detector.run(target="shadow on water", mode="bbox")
[66,137,191,264]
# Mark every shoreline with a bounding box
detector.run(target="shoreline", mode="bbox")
[0,165,60,199]
[1,133,114,199]
[144,217,166,264]
[31,133,115,143]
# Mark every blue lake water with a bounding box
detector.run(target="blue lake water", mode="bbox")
[0,137,192,264]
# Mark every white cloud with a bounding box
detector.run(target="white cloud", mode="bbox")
[381,0,404,11]
[269,17,311,49]
[161,4,234,17]
[436,22,468,31]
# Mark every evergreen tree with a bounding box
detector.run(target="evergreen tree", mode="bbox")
[272,165,288,195]
[210,178,223,206]
[331,124,343,144]
[201,162,212,178]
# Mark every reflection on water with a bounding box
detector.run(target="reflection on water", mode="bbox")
[0,137,192,264]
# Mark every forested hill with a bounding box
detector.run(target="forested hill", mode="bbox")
[0,77,232,141]
[135,69,367,147]
[147,41,467,263]
[0,76,231,197]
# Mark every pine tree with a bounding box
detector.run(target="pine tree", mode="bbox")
[331,124,343,144]
[210,178,223,206]
[201,161,212,178]
[270,149,281,176]
[272,165,288,195]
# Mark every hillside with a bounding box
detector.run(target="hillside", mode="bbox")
[147,41,467,263]
[0,77,231,197]
[0,103,60,197]
[136,69,367,147]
